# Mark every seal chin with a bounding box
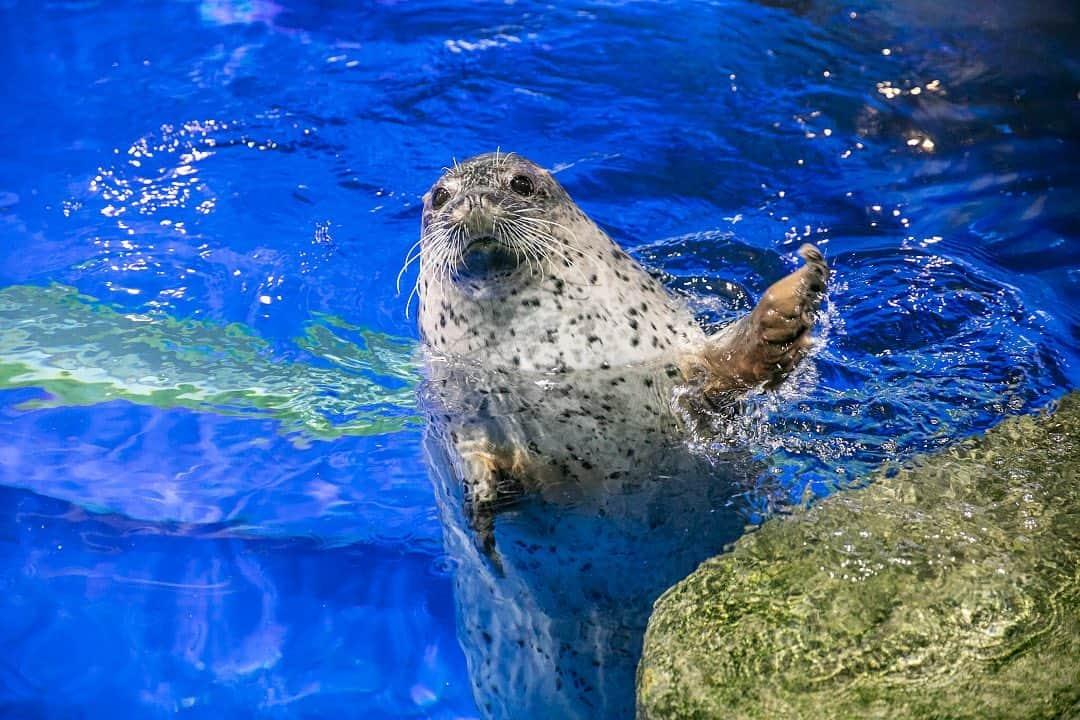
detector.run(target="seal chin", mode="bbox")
[458,236,521,281]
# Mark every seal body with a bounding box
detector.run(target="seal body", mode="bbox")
[411,152,829,720]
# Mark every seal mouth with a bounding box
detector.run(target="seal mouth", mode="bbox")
[464,235,499,253]
[459,235,519,279]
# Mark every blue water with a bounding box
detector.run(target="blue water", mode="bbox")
[0,0,1077,718]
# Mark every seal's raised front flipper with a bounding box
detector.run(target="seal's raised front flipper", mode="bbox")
[697,244,829,398]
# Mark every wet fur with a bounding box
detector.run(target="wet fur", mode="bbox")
[413,153,830,719]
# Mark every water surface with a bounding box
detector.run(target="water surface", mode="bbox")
[0,0,1077,717]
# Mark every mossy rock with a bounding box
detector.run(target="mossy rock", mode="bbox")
[638,393,1080,720]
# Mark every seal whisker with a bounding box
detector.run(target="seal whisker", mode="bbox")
[505,223,557,272]
[492,216,526,274]
[502,215,575,261]
[511,213,575,237]
[506,213,578,250]
[396,238,426,295]
[495,217,535,276]
[420,227,449,288]
[501,215,591,287]
[499,218,546,278]
[405,278,421,319]
[450,223,469,278]
[402,242,425,269]
[407,223,458,318]
[397,252,425,298]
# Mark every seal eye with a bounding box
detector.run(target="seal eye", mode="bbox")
[432,186,451,209]
[510,174,534,196]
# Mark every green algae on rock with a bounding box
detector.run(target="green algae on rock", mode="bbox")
[637,393,1080,720]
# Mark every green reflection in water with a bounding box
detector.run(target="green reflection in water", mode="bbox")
[0,284,420,439]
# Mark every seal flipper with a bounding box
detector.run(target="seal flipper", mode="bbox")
[699,243,829,398]
[456,438,530,575]
[466,500,505,575]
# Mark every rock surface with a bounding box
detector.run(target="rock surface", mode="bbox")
[637,393,1080,720]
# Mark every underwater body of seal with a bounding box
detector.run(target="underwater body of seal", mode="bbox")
[0,1,1077,719]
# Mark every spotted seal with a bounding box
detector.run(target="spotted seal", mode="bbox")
[411,152,829,719]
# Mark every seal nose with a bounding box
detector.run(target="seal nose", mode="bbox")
[452,189,500,236]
